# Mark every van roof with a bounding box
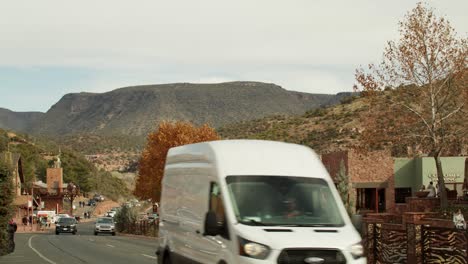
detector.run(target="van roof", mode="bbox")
[166,140,329,178]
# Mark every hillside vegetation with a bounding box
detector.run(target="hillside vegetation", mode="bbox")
[0,129,130,200]
[218,95,366,154]
[219,89,467,156]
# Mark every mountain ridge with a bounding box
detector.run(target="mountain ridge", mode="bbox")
[1,81,353,136]
[0,107,44,132]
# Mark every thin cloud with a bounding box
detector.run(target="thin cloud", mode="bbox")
[0,0,466,111]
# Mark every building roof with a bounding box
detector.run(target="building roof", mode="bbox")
[33,180,48,188]
[33,180,69,189]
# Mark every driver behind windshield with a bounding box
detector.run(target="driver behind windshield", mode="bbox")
[284,198,301,218]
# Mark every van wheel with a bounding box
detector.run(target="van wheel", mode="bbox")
[163,253,172,264]
[55,232,59,235]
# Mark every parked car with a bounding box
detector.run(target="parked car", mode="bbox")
[88,199,97,206]
[93,194,105,202]
[105,211,116,218]
[94,217,116,236]
[55,217,77,235]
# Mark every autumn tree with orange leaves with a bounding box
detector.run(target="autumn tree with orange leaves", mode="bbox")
[134,121,220,202]
[355,3,467,208]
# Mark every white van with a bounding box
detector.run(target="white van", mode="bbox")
[157,140,365,264]
[37,211,57,223]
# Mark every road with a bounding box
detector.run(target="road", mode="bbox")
[0,222,158,264]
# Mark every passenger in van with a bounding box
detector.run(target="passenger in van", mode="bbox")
[284,198,301,218]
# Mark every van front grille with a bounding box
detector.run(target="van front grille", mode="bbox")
[277,248,347,264]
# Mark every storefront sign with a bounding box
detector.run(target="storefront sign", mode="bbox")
[428,173,462,183]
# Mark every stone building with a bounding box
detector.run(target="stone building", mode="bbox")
[33,155,68,213]
[321,149,395,213]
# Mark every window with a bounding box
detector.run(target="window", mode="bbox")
[209,182,228,238]
[395,188,412,203]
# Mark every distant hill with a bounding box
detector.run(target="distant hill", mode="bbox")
[218,91,467,156]
[0,108,43,132]
[218,94,365,154]
[0,82,353,136]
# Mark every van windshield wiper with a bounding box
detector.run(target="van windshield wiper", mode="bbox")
[271,224,330,227]
[242,219,270,226]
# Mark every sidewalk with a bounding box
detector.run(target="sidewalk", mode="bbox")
[15,223,52,234]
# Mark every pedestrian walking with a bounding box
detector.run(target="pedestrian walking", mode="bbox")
[22,215,28,231]
[7,219,18,253]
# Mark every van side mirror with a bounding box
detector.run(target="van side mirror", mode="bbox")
[204,211,219,236]
[351,214,363,234]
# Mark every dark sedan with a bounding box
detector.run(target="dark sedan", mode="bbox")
[56,217,77,235]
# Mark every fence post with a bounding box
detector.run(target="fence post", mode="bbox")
[404,213,423,264]
[362,221,376,264]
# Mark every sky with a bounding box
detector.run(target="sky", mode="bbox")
[0,0,466,112]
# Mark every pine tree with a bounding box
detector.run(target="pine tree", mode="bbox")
[0,156,14,256]
[336,160,354,216]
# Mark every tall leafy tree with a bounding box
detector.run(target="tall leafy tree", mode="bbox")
[355,3,467,208]
[135,121,220,202]
[0,156,14,256]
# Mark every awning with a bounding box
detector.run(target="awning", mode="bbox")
[352,182,388,188]
[12,195,28,206]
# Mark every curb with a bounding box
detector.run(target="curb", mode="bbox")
[117,232,159,241]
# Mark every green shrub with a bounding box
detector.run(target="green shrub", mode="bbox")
[336,160,354,216]
[115,205,138,233]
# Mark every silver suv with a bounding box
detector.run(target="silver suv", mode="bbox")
[94,217,115,236]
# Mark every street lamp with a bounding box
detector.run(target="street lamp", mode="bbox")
[63,182,79,216]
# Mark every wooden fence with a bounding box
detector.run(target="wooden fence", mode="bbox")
[117,220,158,237]
[364,213,468,264]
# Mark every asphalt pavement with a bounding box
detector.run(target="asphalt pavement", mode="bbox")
[0,221,158,264]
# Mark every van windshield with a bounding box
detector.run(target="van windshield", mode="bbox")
[226,176,344,227]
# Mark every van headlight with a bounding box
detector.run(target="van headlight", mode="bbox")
[349,242,364,259]
[238,237,270,259]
